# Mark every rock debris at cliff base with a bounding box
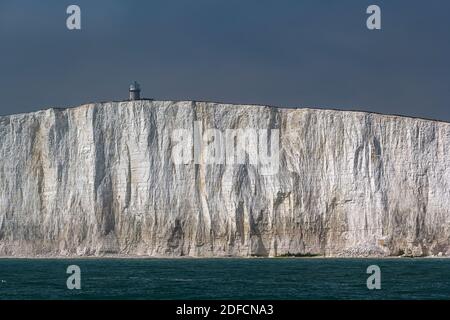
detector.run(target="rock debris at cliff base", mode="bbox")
[0,100,449,257]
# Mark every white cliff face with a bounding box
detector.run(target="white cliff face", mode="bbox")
[0,100,449,257]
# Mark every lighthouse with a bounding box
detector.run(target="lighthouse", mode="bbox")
[129,81,141,100]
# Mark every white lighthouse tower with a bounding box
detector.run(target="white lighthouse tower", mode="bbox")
[129,81,141,100]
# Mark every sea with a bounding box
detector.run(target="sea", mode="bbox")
[0,258,449,300]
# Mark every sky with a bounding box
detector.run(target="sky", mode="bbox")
[0,0,449,121]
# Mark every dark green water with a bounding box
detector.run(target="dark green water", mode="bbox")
[0,258,449,300]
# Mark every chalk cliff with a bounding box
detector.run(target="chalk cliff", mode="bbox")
[0,100,449,257]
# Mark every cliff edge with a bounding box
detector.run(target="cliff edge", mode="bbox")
[1,100,449,257]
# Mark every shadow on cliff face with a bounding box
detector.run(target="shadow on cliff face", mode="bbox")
[167,219,184,254]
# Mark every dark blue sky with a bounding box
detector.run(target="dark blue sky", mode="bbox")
[0,0,449,120]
